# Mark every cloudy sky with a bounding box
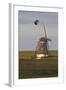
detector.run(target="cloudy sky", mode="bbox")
[18,11,58,51]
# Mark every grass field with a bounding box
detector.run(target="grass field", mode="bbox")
[19,51,58,79]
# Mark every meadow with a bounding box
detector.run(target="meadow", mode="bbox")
[19,51,58,79]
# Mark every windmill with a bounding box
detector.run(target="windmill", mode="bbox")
[34,20,51,59]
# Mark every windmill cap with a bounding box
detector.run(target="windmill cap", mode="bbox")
[40,37,47,41]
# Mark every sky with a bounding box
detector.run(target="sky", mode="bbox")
[18,11,58,51]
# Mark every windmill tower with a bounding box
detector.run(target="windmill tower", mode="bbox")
[34,20,51,59]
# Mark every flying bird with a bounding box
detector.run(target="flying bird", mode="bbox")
[34,20,39,25]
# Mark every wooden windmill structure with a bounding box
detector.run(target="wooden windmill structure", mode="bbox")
[34,20,51,59]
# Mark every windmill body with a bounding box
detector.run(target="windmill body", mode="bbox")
[36,37,48,59]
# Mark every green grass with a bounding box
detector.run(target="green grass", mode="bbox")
[19,51,58,79]
[19,50,58,59]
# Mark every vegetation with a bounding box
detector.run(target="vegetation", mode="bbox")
[19,50,58,59]
[19,51,58,79]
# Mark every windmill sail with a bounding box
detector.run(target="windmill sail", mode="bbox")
[43,24,47,38]
[35,24,48,59]
[34,20,51,59]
